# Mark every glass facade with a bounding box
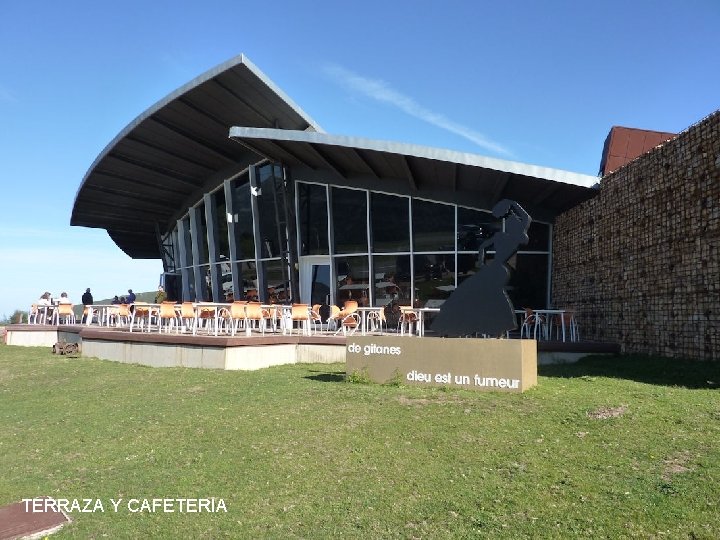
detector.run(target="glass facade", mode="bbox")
[298,183,329,255]
[332,187,368,254]
[167,166,553,311]
[370,193,409,253]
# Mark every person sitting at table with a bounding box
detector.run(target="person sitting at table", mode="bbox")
[111,295,121,305]
[37,292,52,306]
[57,292,73,304]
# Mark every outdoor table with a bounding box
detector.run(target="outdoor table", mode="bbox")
[414,307,441,337]
[34,304,51,324]
[90,304,115,326]
[356,306,384,335]
[261,304,291,334]
[193,302,230,336]
[128,303,162,332]
[516,309,572,342]
[532,309,573,342]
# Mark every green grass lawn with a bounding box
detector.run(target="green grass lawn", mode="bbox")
[1,343,719,538]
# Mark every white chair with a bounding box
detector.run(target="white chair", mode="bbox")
[549,309,580,342]
[366,308,387,333]
[520,308,545,340]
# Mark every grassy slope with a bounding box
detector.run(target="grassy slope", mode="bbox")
[0,344,718,538]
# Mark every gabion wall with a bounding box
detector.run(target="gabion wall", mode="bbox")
[552,110,720,360]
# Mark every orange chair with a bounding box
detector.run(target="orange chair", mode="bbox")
[244,302,270,335]
[343,300,358,314]
[157,302,180,333]
[335,311,360,336]
[548,309,580,342]
[226,301,248,336]
[310,304,323,333]
[290,304,311,335]
[177,302,196,333]
[116,304,131,327]
[196,306,220,335]
[52,304,76,325]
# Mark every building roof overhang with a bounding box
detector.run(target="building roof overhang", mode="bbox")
[229,127,600,221]
[71,54,322,259]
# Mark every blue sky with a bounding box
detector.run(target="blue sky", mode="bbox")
[0,0,718,317]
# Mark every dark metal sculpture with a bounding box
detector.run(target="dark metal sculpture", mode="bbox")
[432,199,531,337]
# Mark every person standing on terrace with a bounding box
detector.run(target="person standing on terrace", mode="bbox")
[154,285,167,303]
[81,288,93,306]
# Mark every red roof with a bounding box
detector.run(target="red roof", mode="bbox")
[599,126,675,176]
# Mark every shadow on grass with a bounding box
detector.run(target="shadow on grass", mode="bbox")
[539,354,720,389]
[304,370,346,383]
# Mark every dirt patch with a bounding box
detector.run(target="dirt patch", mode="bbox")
[662,451,693,480]
[587,405,628,419]
[186,386,206,394]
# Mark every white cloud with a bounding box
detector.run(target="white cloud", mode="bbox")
[324,64,512,157]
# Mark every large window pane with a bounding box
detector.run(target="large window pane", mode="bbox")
[211,188,230,261]
[231,261,258,301]
[335,256,369,307]
[230,176,255,260]
[185,266,196,300]
[413,254,454,308]
[219,259,233,301]
[457,207,499,252]
[525,221,550,251]
[371,193,409,252]
[181,216,193,267]
[508,254,548,309]
[373,255,411,306]
[264,259,290,303]
[332,188,367,254]
[298,183,329,255]
[456,253,486,285]
[195,206,210,265]
[256,165,285,259]
[198,264,212,301]
[413,200,454,252]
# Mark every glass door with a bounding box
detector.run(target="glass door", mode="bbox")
[299,256,332,306]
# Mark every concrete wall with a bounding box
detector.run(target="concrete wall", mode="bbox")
[80,339,345,370]
[5,329,58,347]
[552,110,720,360]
